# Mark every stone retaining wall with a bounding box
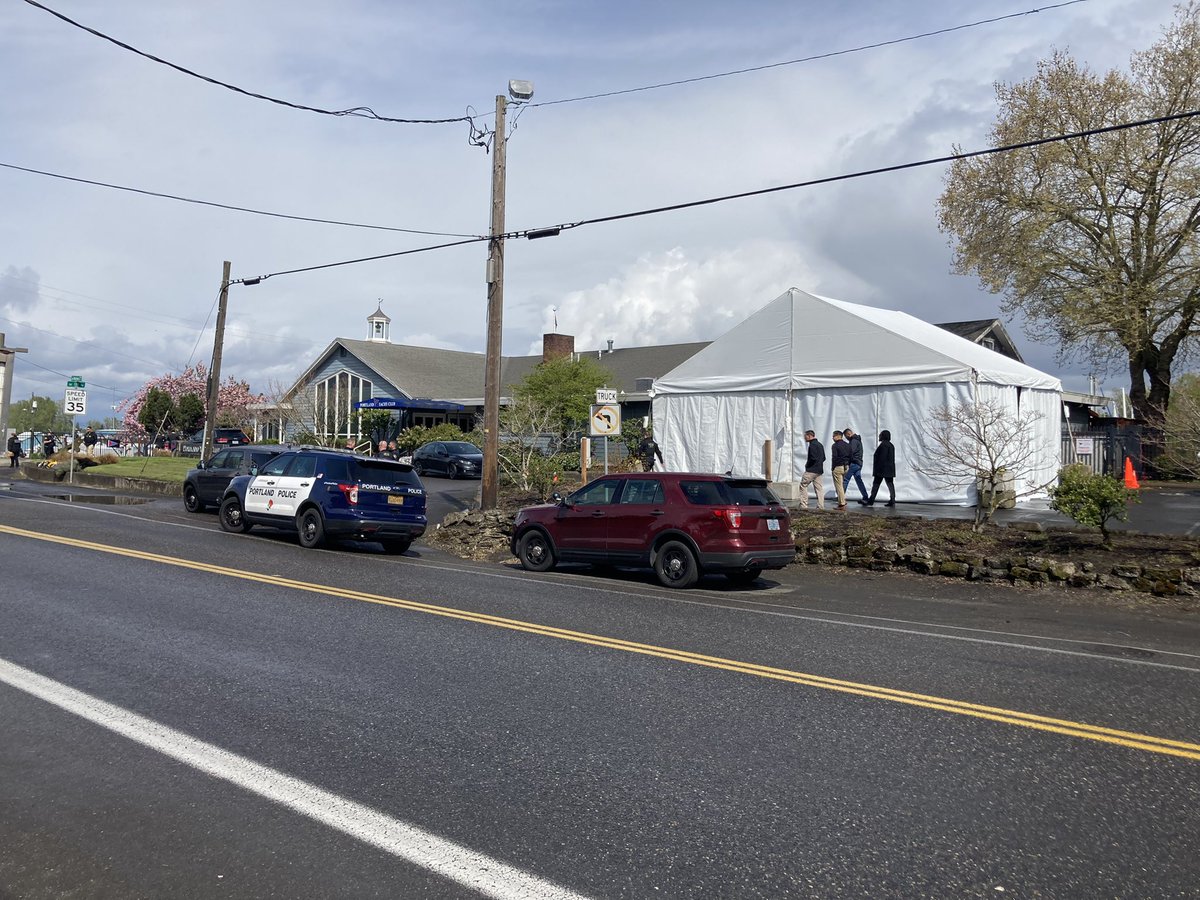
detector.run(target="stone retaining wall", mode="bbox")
[798,534,1197,597]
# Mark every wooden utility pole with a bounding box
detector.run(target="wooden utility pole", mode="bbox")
[201,260,231,463]
[481,95,508,510]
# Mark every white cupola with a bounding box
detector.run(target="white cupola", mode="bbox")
[367,301,391,343]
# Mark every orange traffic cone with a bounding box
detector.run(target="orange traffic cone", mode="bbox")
[1123,457,1140,489]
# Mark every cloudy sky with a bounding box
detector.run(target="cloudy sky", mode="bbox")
[0,0,1184,417]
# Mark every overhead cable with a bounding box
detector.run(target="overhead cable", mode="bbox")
[233,109,1198,283]
[0,161,483,238]
[231,237,487,285]
[513,109,1200,237]
[19,0,474,125]
[528,1,1091,109]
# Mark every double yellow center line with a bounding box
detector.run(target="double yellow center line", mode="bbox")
[4,524,1198,761]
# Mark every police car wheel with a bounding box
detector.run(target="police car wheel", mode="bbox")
[297,508,326,549]
[184,484,206,514]
[517,530,556,572]
[655,540,699,589]
[219,496,252,534]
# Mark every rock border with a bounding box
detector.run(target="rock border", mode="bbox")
[798,534,1197,597]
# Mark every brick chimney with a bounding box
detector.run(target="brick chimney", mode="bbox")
[543,333,574,362]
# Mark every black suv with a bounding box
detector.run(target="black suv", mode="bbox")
[411,441,482,479]
[218,448,427,553]
[184,445,283,513]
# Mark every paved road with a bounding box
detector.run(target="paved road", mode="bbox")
[1,479,1198,897]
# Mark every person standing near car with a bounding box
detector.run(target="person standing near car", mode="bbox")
[800,430,826,510]
[637,432,664,472]
[842,426,869,504]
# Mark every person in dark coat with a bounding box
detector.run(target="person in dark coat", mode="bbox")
[7,434,22,468]
[862,429,896,507]
[42,432,56,458]
[800,429,826,510]
[637,433,664,472]
[83,426,98,454]
[842,426,869,503]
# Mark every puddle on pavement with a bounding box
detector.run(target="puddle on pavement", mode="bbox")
[47,494,153,505]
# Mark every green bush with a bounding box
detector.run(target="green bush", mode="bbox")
[1049,463,1136,548]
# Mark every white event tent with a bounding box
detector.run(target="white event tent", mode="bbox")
[651,288,1063,505]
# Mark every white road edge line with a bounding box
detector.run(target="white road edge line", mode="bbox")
[0,657,591,900]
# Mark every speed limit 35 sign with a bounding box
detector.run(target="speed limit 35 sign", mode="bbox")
[64,388,87,416]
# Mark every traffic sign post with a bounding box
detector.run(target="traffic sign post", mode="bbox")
[589,403,621,474]
[64,378,86,485]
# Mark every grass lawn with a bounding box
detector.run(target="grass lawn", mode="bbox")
[79,456,196,483]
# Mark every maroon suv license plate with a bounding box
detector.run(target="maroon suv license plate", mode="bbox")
[387,495,404,506]
[766,518,780,531]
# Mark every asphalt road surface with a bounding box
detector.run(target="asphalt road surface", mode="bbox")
[1,478,1198,898]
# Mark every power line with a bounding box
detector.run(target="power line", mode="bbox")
[0,160,483,238]
[193,109,1200,285]
[19,0,475,126]
[513,109,1200,238]
[232,237,488,285]
[21,358,121,394]
[527,1,1092,109]
[0,315,170,371]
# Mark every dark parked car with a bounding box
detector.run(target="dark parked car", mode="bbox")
[510,473,794,588]
[218,447,426,553]
[411,440,482,479]
[183,445,283,513]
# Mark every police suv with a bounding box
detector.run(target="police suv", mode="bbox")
[218,447,427,554]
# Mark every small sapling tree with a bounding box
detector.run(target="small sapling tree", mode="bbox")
[1049,463,1137,549]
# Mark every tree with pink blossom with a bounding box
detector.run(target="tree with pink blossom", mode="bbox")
[117,364,262,443]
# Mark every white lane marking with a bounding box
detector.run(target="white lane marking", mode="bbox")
[4,492,1196,672]
[0,657,590,900]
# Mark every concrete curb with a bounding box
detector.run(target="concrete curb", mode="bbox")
[16,461,181,498]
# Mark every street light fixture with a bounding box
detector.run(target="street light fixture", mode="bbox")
[481,79,532,510]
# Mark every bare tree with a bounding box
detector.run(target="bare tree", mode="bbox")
[1160,372,1200,477]
[497,395,568,494]
[914,398,1049,531]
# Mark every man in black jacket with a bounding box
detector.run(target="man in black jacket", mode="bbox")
[842,426,870,504]
[7,433,22,468]
[800,429,826,510]
[830,430,851,509]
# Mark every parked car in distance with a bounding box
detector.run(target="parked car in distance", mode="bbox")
[411,440,483,479]
[214,428,251,446]
[510,473,794,588]
[218,447,426,554]
[183,445,283,513]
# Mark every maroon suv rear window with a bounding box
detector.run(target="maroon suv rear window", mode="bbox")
[725,480,780,506]
[679,480,726,505]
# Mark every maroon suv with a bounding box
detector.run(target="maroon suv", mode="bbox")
[510,473,795,588]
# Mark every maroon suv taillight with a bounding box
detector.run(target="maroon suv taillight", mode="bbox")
[336,483,359,505]
[713,507,742,528]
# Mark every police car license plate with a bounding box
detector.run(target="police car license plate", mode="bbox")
[387,495,404,506]
[766,518,780,531]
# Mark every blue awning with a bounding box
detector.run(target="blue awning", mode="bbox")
[355,397,465,411]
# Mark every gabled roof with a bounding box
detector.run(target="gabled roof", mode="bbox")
[289,337,711,404]
[936,318,1024,362]
[655,288,1058,393]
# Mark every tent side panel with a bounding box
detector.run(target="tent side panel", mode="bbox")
[654,391,787,477]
